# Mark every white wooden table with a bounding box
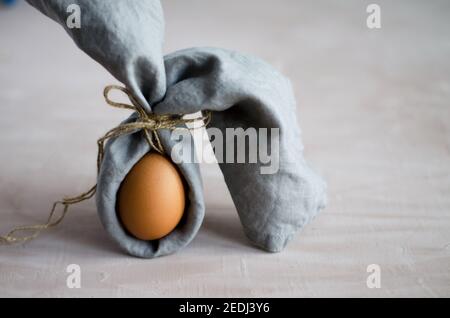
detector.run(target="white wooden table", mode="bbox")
[0,0,449,297]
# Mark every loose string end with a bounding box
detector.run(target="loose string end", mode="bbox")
[0,85,212,246]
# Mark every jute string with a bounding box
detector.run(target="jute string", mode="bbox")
[0,85,211,245]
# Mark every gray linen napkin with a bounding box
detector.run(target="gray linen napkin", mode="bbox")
[27,0,327,258]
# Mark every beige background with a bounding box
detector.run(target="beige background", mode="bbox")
[0,0,449,297]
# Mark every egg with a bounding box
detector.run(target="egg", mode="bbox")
[117,153,186,241]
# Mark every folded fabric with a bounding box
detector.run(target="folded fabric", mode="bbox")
[26,0,327,258]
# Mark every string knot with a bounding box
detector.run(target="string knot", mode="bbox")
[102,85,211,155]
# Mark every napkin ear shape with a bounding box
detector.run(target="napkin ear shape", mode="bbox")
[26,0,167,111]
[154,48,327,252]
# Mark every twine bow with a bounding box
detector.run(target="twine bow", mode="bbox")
[0,85,211,245]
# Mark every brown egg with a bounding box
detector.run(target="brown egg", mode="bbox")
[118,153,185,241]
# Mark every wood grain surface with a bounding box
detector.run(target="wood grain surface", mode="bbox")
[0,0,449,297]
